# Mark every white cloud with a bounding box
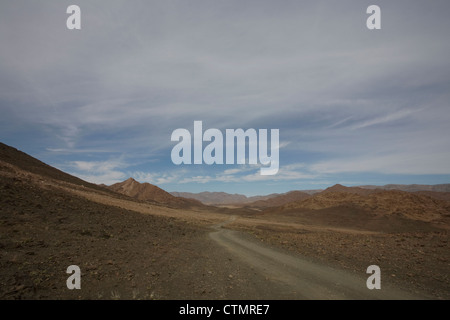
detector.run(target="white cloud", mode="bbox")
[129,161,315,186]
[46,148,112,154]
[310,152,450,175]
[76,171,127,186]
[350,109,420,130]
[132,171,181,185]
[2,1,450,194]
[63,158,128,185]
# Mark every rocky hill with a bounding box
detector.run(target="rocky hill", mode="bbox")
[246,191,311,209]
[278,184,450,222]
[109,178,203,208]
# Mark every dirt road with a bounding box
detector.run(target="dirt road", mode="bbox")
[209,217,426,300]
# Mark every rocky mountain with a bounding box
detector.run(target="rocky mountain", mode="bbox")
[0,142,201,209]
[413,191,450,202]
[320,184,379,196]
[0,142,211,299]
[246,191,312,209]
[109,178,203,208]
[172,184,450,207]
[0,142,106,192]
[277,184,450,222]
[360,183,450,193]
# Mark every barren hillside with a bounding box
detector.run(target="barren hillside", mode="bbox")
[246,191,311,209]
[278,185,450,222]
[109,178,203,208]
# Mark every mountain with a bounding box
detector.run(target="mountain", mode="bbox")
[110,178,174,203]
[245,191,312,209]
[0,142,107,192]
[277,184,450,222]
[172,191,247,205]
[170,191,277,205]
[172,184,450,207]
[0,142,200,209]
[320,184,380,196]
[170,190,321,206]
[413,191,450,202]
[300,189,323,195]
[109,178,203,208]
[0,142,212,299]
[359,183,450,193]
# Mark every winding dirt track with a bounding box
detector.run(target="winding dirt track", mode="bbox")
[209,217,425,300]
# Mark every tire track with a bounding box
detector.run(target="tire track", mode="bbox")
[210,217,425,300]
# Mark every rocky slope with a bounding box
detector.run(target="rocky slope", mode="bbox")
[246,191,311,209]
[277,184,450,222]
[109,178,203,208]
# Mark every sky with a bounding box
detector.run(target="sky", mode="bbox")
[1,0,450,196]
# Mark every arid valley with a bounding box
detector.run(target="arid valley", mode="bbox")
[1,142,449,300]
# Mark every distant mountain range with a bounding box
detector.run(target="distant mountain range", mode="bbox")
[2,140,449,218]
[1,141,449,224]
[359,184,450,193]
[170,183,450,207]
[245,191,312,209]
[170,190,321,206]
[170,191,278,205]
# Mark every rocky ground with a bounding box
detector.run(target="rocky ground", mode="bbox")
[0,174,293,299]
[230,213,450,299]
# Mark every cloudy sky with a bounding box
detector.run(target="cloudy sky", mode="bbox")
[1,0,449,195]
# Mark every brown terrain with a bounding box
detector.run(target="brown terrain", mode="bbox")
[108,178,203,208]
[170,191,279,206]
[1,142,449,300]
[245,191,312,209]
[277,184,450,222]
[360,183,450,193]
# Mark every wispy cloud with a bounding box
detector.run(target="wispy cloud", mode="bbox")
[310,152,450,175]
[350,108,421,130]
[132,171,182,185]
[130,162,315,186]
[1,1,450,194]
[61,158,128,185]
[46,148,113,154]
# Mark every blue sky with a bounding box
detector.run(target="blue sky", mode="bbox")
[1,1,450,196]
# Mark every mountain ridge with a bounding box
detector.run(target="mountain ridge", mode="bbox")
[109,178,203,208]
[170,183,450,206]
[274,185,450,222]
[170,191,280,205]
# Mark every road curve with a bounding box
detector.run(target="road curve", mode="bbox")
[209,217,424,300]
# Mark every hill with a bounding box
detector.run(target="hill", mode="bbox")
[413,191,450,202]
[320,184,379,196]
[277,184,450,222]
[109,178,203,208]
[0,142,108,193]
[170,190,323,206]
[246,191,311,209]
[360,183,450,193]
[171,191,247,205]
[0,142,201,209]
[170,191,281,205]
[0,142,236,299]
